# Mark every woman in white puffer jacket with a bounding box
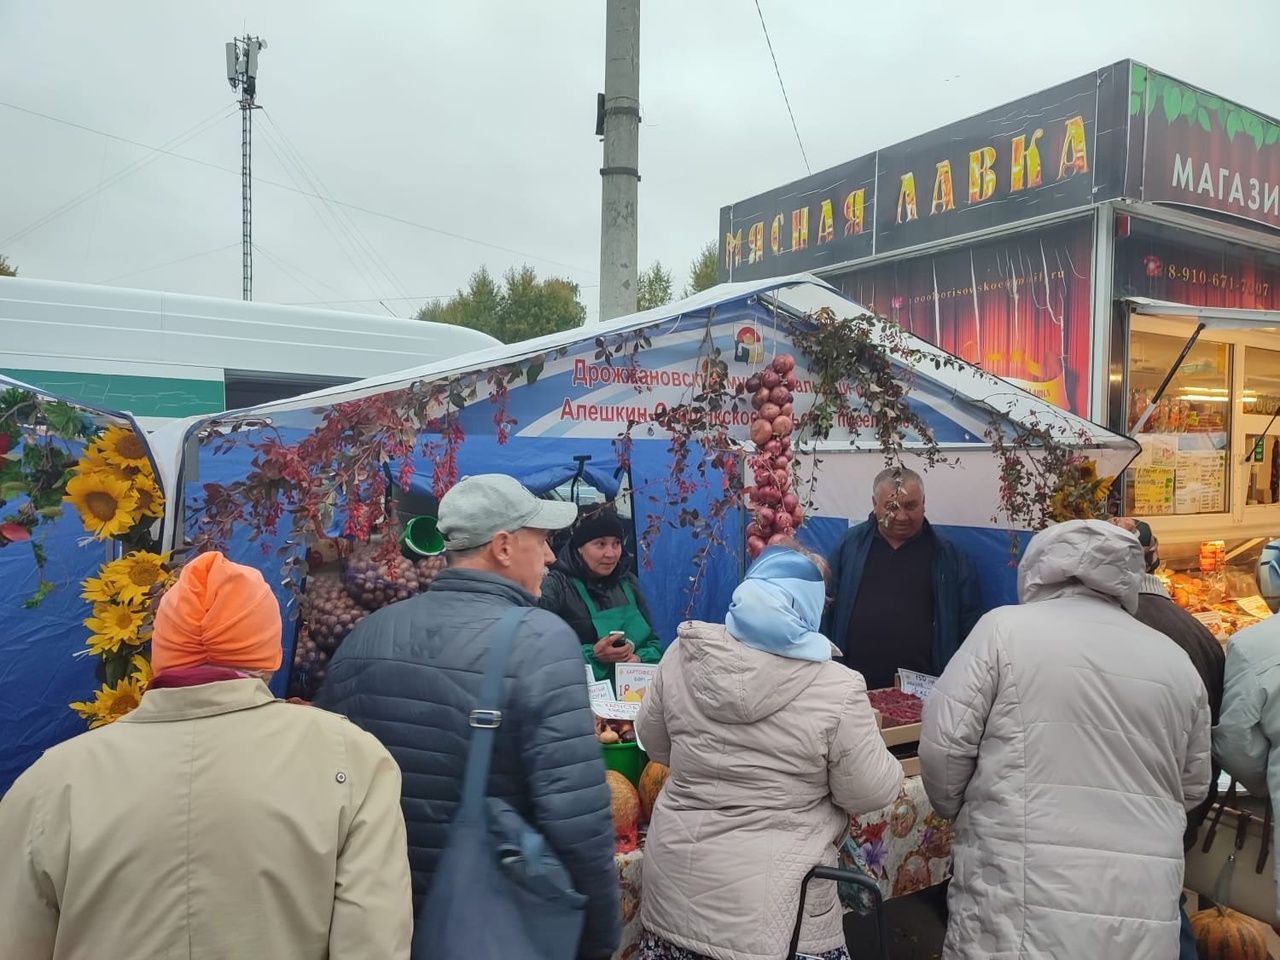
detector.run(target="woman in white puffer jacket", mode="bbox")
[920,520,1211,959]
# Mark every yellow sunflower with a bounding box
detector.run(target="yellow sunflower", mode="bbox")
[81,574,120,604]
[70,675,147,729]
[130,472,165,521]
[65,470,139,539]
[100,550,170,605]
[77,446,126,479]
[93,425,151,471]
[129,653,153,688]
[84,600,148,654]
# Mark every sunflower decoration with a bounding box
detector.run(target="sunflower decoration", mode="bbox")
[1048,458,1113,523]
[100,550,172,606]
[84,600,150,655]
[81,573,118,604]
[70,674,148,729]
[129,652,153,687]
[92,424,151,472]
[130,471,165,520]
[64,470,139,540]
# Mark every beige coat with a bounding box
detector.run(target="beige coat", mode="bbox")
[920,521,1211,959]
[0,678,412,960]
[636,622,903,960]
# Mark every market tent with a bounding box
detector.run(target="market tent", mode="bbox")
[176,274,1138,686]
[0,375,157,794]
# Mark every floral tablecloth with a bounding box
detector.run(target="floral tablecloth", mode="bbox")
[840,774,953,900]
[612,775,952,959]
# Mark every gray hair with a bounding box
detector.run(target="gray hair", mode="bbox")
[872,466,924,499]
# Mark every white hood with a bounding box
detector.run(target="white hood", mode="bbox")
[1016,520,1144,614]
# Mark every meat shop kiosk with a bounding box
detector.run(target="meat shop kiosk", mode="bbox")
[719,59,1280,640]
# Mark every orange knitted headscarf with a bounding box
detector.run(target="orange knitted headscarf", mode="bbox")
[152,552,282,675]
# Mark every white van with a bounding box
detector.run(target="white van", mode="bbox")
[0,277,500,428]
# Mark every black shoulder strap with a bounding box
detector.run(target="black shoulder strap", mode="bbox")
[456,607,529,823]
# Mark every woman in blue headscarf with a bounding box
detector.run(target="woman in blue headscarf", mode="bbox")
[635,541,903,960]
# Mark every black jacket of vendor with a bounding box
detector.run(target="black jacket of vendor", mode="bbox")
[824,516,984,687]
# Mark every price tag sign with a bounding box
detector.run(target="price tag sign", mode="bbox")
[615,663,658,703]
[1237,596,1274,620]
[1192,610,1225,639]
[897,669,939,702]
[592,699,641,721]
[588,680,616,706]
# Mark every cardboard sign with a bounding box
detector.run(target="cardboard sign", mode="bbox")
[897,669,939,701]
[615,663,658,703]
[1192,610,1224,634]
[1237,595,1274,620]
[592,699,641,721]
[588,680,616,706]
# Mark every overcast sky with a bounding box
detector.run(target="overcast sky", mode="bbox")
[1,1,1277,323]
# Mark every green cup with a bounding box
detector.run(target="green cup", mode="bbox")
[400,516,445,558]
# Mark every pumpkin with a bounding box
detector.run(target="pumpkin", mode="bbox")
[606,770,642,853]
[637,761,670,822]
[1190,905,1268,960]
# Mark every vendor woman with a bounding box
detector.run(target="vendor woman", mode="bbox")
[540,505,663,681]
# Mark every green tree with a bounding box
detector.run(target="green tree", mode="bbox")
[685,241,717,296]
[417,265,585,344]
[0,255,17,277]
[636,261,674,311]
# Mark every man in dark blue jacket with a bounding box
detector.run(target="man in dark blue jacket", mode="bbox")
[823,466,983,688]
[319,474,621,959]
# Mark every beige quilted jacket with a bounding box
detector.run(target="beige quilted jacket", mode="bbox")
[636,621,903,960]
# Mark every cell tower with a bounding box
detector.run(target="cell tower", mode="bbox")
[225,36,265,301]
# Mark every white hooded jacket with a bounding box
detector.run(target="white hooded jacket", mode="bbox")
[920,520,1211,959]
[636,621,903,960]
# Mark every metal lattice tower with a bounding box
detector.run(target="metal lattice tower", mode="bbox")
[226,36,265,301]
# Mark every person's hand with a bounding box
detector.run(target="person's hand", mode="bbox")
[625,654,641,664]
[593,635,634,664]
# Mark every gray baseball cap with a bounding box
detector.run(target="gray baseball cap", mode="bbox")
[438,474,579,551]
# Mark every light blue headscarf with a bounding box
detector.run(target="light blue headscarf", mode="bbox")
[725,546,831,662]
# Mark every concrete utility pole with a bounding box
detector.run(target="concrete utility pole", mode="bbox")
[597,0,640,322]
[225,36,265,301]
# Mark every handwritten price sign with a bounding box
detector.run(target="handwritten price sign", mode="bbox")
[615,663,658,703]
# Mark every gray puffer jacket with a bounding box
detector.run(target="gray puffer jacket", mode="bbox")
[920,521,1211,959]
[318,569,621,959]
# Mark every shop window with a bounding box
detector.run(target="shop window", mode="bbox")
[1124,330,1230,516]
[1244,346,1280,418]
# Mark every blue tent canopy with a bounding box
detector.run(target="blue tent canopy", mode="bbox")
[177,275,1137,681]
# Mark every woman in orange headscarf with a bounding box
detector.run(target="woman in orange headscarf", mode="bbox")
[0,552,414,960]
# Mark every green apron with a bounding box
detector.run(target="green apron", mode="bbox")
[572,578,652,683]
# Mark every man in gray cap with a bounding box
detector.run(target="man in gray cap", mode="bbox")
[319,475,621,959]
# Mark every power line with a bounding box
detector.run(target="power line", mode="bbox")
[0,99,598,278]
[253,242,349,301]
[96,242,240,284]
[751,0,810,175]
[263,109,412,302]
[253,122,384,303]
[256,118,394,301]
[0,105,237,248]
